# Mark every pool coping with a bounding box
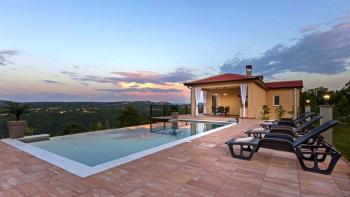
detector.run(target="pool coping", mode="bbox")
[2,122,236,178]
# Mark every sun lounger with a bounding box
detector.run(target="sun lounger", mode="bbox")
[270,115,322,136]
[226,120,341,174]
[246,115,322,138]
[277,112,315,127]
[260,112,314,129]
[280,111,310,122]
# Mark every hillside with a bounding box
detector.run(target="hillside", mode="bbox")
[0,101,179,138]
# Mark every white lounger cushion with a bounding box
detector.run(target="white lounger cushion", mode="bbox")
[235,137,254,143]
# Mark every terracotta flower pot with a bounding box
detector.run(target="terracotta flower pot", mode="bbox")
[171,112,179,119]
[7,121,26,139]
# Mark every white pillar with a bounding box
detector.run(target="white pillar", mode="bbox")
[305,105,311,121]
[320,105,333,145]
[202,91,207,114]
[191,88,196,116]
[293,88,297,118]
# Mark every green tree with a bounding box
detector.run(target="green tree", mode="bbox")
[299,81,350,123]
[1,101,30,121]
[335,96,349,116]
[62,122,85,135]
[117,105,141,127]
[259,105,271,120]
[92,121,106,131]
[275,105,286,119]
[301,86,339,113]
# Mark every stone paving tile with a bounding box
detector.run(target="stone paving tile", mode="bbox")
[164,164,201,184]
[171,184,215,197]
[215,177,261,197]
[123,187,168,197]
[230,167,265,186]
[144,177,184,194]
[299,171,344,197]
[187,170,230,193]
[0,188,25,197]
[77,188,117,197]
[259,177,301,197]
[0,118,349,196]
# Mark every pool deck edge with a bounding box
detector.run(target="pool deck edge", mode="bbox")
[1,122,236,177]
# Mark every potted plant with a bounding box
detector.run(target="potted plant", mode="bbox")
[259,105,271,120]
[274,105,286,119]
[1,101,30,138]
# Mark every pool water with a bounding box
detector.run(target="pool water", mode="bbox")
[30,121,225,166]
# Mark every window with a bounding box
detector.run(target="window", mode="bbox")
[273,96,280,106]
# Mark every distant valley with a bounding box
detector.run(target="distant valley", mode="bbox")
[0,101,187,138]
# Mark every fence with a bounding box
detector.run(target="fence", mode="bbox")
[149,104,191,119]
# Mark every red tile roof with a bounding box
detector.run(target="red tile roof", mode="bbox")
[183,73,258,86]
[265,80,303,89]
[184,73,303,89]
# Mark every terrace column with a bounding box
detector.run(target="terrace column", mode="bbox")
[191,88,196,116]
[304,104,311,121]
[304,105,311,114]
[202,91,207,114]
[319,105,333,145]
[293,88,298,118]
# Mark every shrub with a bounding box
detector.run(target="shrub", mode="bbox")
[62,122,85,135]
[25,126,36,136]
[259,105,271,120]
[275,105,286,119]
[117,105,142,127]
[92,121,106,131]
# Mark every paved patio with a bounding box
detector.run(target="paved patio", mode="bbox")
[0,119,349,196]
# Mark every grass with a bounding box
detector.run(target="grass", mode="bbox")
[333,122,350,161]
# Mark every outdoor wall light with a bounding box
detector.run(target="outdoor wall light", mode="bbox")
[323,94,330,105]
[306,99,310,104]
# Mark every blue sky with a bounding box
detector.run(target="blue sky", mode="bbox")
[1,1,350,102]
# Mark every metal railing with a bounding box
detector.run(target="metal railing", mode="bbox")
[149,104,191,119]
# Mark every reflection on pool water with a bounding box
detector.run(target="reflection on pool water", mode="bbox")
[30,121,226,166]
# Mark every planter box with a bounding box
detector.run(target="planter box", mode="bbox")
[18,134,50,143]
[171,112,179,119]
[7,121,26,139]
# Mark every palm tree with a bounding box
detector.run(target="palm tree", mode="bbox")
[1,101,30,121]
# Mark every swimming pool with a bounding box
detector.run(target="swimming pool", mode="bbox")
[3,120,235,177]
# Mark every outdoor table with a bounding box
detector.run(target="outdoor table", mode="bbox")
[260,120,277,130]
[245,128,269,139]
[225,138,260,160]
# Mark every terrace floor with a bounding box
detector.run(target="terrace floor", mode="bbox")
[0,118,349,197]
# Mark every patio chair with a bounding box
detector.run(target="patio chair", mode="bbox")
[226,120,341,175]
[224,106,230,116]
[218,106,225,115]
[212,106,219,115]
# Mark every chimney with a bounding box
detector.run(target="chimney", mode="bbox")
[246,65,252,76]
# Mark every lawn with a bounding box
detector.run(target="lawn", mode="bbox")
[333,122,350,161]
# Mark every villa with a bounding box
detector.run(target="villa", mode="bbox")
[184,65,303,119]
[0,67,349,196]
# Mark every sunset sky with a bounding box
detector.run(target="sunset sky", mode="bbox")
[1,1,350,103]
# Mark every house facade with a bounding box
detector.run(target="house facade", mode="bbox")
[184,65,303,119]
